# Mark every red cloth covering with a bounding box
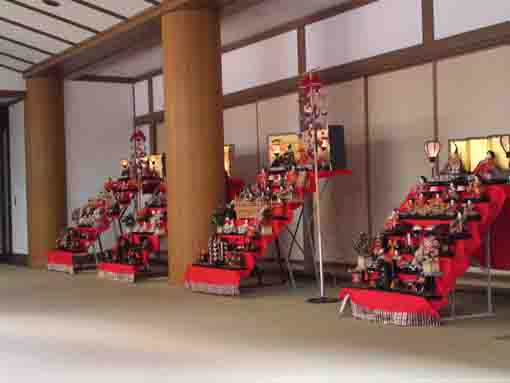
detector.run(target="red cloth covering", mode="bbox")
[98,262,138,274]
[47,250,74,266]
[340,184,510,317]
[185,266,241,290]
[186,170,352,293]
[339,289,440,318]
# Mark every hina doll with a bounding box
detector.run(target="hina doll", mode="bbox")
[440,147,466,176]
[446,182,459,201]
[370,235,385,262]
[413,176,429,196]
[463,200,479,218]
[401,199,416,215]
[449,212,465,234]
[467,175,486,200]
[384,209,400,231]
[429,193,447,216]
[446,199,459,217]
[256,168,268,190]
[473,151,503,180]
[415,193,430,216]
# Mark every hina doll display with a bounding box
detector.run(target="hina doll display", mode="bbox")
[445,182,460,201]
[440,147,466,177]
[429,193,447,216]
[412,176,429,196]
[384,210,399,231]
[467,175,486,200]
[473,151,503,180]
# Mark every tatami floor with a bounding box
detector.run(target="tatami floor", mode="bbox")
[1,265,509,382]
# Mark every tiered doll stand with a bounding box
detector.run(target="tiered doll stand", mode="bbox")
[184,169,352,296]
[339,183,510,326]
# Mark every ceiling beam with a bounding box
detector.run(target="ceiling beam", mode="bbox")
[0,51,34,65]
[0,35,53,56]
[0,63,23,73]
[71,0,128,21]
[0,16,76,46]
[73,74,136,84]
[5,0,100,34]
[24,0,189,78]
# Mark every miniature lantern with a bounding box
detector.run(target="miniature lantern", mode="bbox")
[424,140,441,179]
[500,135,510,167]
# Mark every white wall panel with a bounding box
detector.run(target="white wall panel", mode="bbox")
[322,79,368,263]
[82,45,163,78]
[368,64,434,234]
[65,82,133,249]
[306,0,422,71]
[434,0,510,40]
[153,74,164,112]
[134,80,149,116]
[221,0,352,46]
[437,47,510,164]
[0,68,25,91]
[9,101,28,255]
[222,31,298,94]
[223,103,259,184]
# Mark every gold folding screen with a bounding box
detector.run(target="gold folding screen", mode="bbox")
[449,135,509,172]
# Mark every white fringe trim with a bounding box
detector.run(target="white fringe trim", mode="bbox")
[98,270,135,283]
[185,281,240,296]
[48,264,75,275]
[350,302,441,327]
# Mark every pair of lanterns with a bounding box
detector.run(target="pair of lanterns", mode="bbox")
[424,135,510,178]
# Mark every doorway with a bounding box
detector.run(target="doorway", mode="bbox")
[0,107,12,260]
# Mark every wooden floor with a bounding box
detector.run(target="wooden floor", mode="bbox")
[1,265,509,382]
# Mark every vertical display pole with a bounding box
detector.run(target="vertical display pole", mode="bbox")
[306,79,337,304]
[487,228,493,314]
[312,126,324,297]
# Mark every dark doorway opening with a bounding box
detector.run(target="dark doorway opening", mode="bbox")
[0,107,13,261]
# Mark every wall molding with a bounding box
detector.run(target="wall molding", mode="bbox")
[73,75,136,84]
[224,21,510,109]
[422,0,435,45]
[221,0,379,53]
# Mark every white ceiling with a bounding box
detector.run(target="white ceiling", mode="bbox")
[0,0,161,84]
[0,0,351,83]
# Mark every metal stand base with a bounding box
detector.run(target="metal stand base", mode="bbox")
[307,296,339,304]
[442,228,495,322]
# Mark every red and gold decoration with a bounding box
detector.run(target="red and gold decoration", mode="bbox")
[48,126,168,281]
[342,139,510,327]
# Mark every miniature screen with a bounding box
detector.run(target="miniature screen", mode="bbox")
[224,145,234,176]
[268,130,331,167]
[449,135,509,172]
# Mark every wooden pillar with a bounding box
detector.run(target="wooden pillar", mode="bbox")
[161,2,225,284]
[25,76,66,268]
